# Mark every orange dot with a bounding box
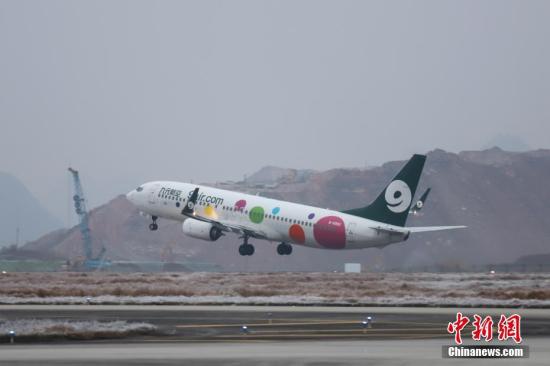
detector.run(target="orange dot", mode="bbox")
[289,224,305,244]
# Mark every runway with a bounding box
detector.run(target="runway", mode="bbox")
[1,305,549,341]
[1,338,549,365]
[1,305,549,365]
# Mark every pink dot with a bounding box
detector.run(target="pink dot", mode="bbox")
[313,216,346,249]
[235,199,247,210]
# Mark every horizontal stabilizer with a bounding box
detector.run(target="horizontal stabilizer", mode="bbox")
[406,225,467,233]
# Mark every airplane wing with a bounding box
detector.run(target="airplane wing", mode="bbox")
[181,187,269,240]
[406,225,467,233]
[370,225,467,235]
[370,226,408,235]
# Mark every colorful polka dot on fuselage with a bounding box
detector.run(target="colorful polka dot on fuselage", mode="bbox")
[308,213,315,220]
[272,207,280,215]
[289,224,305,244]
[235,199,247,210]
[313,216,346,249]
[204,205,216,218]
[249,206,265,224]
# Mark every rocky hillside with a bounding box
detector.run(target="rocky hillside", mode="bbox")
[20,148,550,271]
[0,172,62,247]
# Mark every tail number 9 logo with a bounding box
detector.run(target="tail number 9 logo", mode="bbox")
[385,180,412,213]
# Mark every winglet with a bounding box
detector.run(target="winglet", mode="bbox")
[182,187,199,216]
[410,187,431,214]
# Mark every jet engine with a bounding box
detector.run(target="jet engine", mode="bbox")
[182,219,223,241]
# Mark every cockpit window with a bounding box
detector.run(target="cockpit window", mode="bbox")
[136,186,144,192]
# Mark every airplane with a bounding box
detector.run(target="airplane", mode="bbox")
[126,154,465,256]
[409,188,431,215]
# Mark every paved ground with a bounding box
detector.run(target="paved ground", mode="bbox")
[0,305,549,365]
[0,339,548,366]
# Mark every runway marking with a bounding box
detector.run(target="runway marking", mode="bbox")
[246,328,443,335]
[93,333,448,343]
[379,320,443,326]
[215,332,446,339]
[176,320,372,328]
[175,320,444,329]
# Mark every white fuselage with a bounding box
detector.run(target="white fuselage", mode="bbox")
[127,181,409,250]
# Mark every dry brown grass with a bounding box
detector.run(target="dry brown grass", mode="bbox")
[0,272,548,302]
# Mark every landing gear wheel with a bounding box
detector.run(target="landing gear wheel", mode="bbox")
[239,244,247,256]
[277,243,292,255]
[149,216,158,231]
[239,243,255,256]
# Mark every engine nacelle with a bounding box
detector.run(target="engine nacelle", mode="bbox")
[182,219,223,241]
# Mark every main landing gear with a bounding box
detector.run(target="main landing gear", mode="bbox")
[149,215,158,231]
[277,242,292,255]
[238,235,255,256]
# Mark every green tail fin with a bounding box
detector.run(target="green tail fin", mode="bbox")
[343,154,426,226]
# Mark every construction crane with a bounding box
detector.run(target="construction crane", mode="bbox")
[68,168,108,270]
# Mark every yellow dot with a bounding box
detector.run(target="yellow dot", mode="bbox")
[204,205,216,218]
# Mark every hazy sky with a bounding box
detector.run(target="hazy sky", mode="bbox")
[0,0,549,225]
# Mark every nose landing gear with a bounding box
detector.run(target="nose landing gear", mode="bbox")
[277,242,292,255]
[149,216,158,231]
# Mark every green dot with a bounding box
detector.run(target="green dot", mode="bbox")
[249,206,264,224]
